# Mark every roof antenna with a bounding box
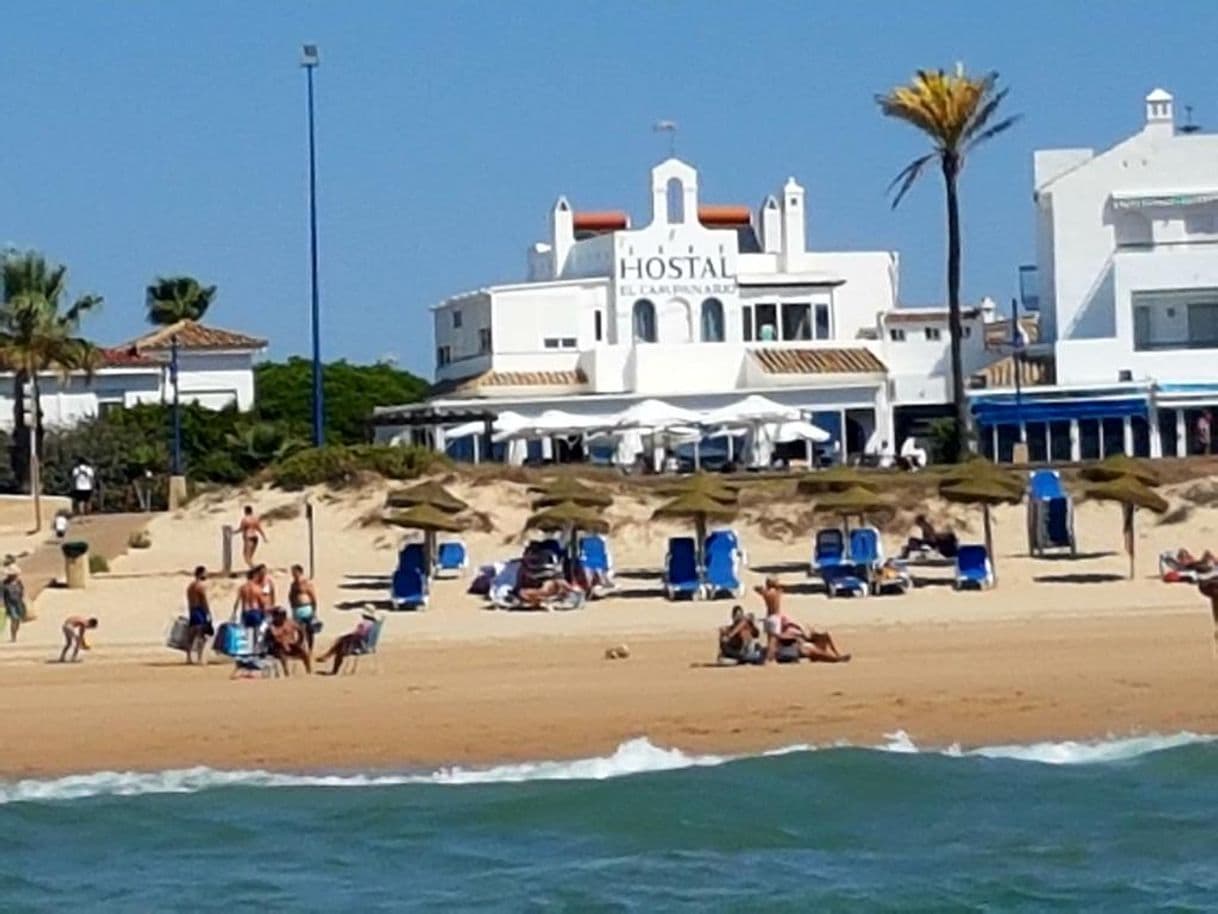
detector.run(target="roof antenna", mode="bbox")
[653,120,678,158]
[1181,105,1201,134]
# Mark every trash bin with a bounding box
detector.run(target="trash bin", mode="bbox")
[62,541,89,590]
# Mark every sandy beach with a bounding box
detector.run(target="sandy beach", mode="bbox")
[3,472,1218,778]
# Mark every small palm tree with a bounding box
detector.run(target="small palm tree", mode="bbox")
[877,66,1019,461]
[0,251,102,490]
[145,275,216,326]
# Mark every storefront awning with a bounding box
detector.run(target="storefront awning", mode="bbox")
[971,394,1148,426]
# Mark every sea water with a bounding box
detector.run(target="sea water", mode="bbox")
[2,734,1216,912]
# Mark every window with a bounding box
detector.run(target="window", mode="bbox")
[781,303,812,341]
[97,401,124,418]
[543,337,576,349]
[632,299,657,343]
[889,328,906,342]
[1133,291,1218,350]
[701,298,725,342]
[814,304,831,340]
[666,177,685,224]
[452,310,462,329]
[560,337,577,349]
[755,303,777,342]
[478,328,492,354]
[962,326,972,338]
[436,346,451,366]
[594,311,603,342]
[925,327,942,341]
[742,306,753,342]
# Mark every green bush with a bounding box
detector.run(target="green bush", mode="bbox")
[269,445,447,490]
[89,554,110,574]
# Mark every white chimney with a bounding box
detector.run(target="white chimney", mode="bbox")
[1144,88,1175,136]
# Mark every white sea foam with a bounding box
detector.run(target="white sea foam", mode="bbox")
[2,732,1214,805]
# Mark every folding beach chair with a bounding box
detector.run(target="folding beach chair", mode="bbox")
[811,528,846,577]
[954,544,995,590]
[579,534,614,582]
[1027,469,1076,557]
[434,539,468,578]
[704,535,743,599]
[664,536,703,600]
[706,528,747,568]
[391,543,429,609]
[344,616,385,675]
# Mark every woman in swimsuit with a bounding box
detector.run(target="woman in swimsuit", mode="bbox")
[238,505,268,567]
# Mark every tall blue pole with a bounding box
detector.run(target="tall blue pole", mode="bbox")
[171,333,182,475]
[304,50,323,446]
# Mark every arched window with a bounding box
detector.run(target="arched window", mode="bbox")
[666,177,685,224]
[701,297,725,342]
[633,299,657,343]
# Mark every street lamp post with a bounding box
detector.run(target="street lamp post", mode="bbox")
[302,43,324,447]
[170,333,182,475]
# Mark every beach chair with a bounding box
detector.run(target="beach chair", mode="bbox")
[579,534,614,582]
[954,544,995,590]
[821,562,868,598]
[664,536,704,600]
[434,539,468,578]
[811,528,846,577]
[848,526,884,591]
[1027,469,1076,557]
[1158,552,1201,584]
[344,616,385,675]
[391,543,429,610]
[706,528,747,567]
[704,537,743,599]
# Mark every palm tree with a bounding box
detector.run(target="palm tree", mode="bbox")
[0,251,103,490]
[145,275,216,326]
[877,66,1019,462]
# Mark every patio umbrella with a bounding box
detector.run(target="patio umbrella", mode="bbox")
[1083,476,1168,580]
[652,491,739,567]
[528,476,614,508]
[655,472,740,504]
[810,485,894,534]
[939,476,1023,578]
[797,465,882,496]
[1079,454,1161,487]
[384,480,468,513]
[384,503,467,576]
[937,457,1024,498]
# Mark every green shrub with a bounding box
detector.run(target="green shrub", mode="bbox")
[89,554,110,574]
[269,445,448,490]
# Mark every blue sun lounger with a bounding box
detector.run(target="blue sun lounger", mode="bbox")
[1027,469,1076,557]
[391,542,429,609]
[704,535,743,599]
[664,536,703,600]
[434,539,468,578]
[954,544,995,590]
[821,562,868,598]
[811,528,847,577]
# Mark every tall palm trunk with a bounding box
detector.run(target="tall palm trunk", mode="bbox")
[11,370,29,492]
[942,153,968,462]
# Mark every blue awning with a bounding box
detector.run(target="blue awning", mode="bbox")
[972,396,1147,426]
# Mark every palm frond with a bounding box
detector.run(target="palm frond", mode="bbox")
[886,153,936,208]
[964,114,1022,155]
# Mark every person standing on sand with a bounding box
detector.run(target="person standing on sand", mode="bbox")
[185,565,213,665]
[234,567,269,644]
[754,577,850,664]
[238,505,268,567]
[59,616,98,663]
[289,564,319,652]
[70,459,96,516]
[3,564,27,642]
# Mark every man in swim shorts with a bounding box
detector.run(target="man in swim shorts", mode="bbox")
[59,616,98,663]
[185,565,213,665]
[755,577,851,664]
[267,607,311,676]
[289,563,319,651]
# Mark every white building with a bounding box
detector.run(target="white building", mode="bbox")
[969,88,1218,461]
[0,320,266,431]
[380,159,1008,463]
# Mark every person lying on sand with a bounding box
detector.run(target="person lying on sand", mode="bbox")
[315,613,377,675]
[266,608,311,676]
[718,605,762,664]
[900,515,959,560]
[754,578,850,665]
[59,616,98,663]
[517,578,578,609]
[1176,549,1218,573]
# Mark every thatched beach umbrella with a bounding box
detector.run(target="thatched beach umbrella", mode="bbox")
[525,500,611,573]
[652,491,739,566]
[797,466,881,495]
[385,480,468,513]
[937,457,1024,497]
[939,476,1023,578]
[1079,454,1161,487]
[528,476,614,508]
[810,485,894,533]
[656,472,740,504]
[385,502,467,575]
[1083,476,1168,580]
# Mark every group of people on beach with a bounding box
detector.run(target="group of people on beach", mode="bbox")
[718,577,851,665]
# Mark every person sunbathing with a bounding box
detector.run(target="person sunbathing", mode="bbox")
[1175,549,1218,572]
[718,605,761,664]
[755,578,850,664]
[316,613,377,675]
[517,578,578,609]
[900,515,958,559]
[266,608,311,676]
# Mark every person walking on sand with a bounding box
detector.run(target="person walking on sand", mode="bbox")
[289,564,319,652]
[185,565,213,665]
[70,458,96,516]
[59,615,98,663]
[238,505,268,567]
[3,564,27,642]
[754,577,850,664]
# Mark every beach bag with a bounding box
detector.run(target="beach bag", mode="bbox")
[166,616,191,651]
[213,622,243,656]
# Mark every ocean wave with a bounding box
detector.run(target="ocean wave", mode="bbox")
[3,732,1214,805]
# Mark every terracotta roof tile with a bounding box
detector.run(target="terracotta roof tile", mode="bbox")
[428,369,587,398]
[119,320,267,353]
[984,317,1040,348]
[749,347,886,375]
[99,347,160,368]
[971,354,1054,389]
[884,308,983,324]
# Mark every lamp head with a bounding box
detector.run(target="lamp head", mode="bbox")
[301,44,319,67]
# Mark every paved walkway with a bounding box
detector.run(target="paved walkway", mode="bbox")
[18,513,154,602]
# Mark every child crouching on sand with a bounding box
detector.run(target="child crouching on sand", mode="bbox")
[59,615,98,663]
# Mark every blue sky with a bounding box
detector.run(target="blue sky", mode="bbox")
[2,2,1213,377]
